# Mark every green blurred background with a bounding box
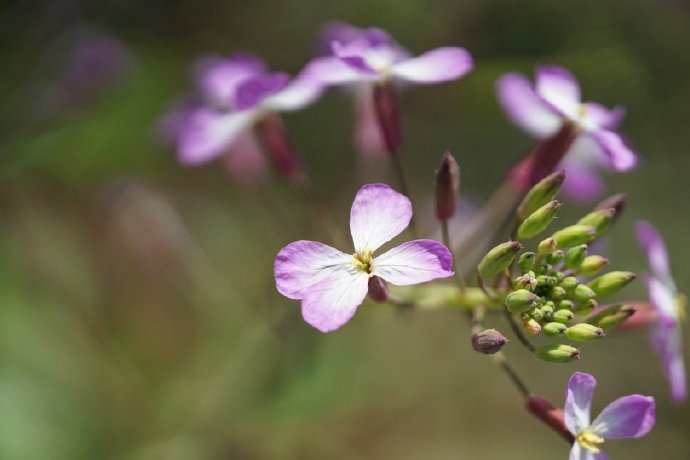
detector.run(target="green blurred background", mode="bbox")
[0,0,689,458]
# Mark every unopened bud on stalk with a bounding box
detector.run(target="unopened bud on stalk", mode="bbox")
[577,208,616,237]
[565,323,605,342]
[367,276,388,302]
[517,170,566,219]
[580,255,609,276]
[537,275,557,287]
[561,276,578,292]
[595,193,628,223]
[538,237,557,255]
[506,289,539,313]
[591,304,635,331]
[534,344,580,363]
[526,396,575,443]
[373,81,402,152]
[575,299,598,316]
[553,309,575,324]
[518,200,561,239]
[254,113,304,182]
[550,286,566,300]
[543,322,567,336]
[573,284,597,302]
[557,299,575,311]
[551,225,596,249]
[478,241,522,279]
[588,271,637,298]
[565,245,588,269]
[523,317,542,335]
[546,250,564,265]
[435,152,460,220]
[518,252,536,273]
[471,329,508,354]
[514,271,537,290]
[540,301,555,316]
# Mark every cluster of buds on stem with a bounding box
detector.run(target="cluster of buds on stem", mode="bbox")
[477,171,638,363]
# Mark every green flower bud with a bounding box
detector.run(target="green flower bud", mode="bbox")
[579,256,609,277]
[550,286,566,300]
[546,249,564,265]
[573,284,596,302]
[471,329,508,354]
[575,299,598,317]
[595,194,627,223]
[435,152,460,220]
[591,305,635,332]
[534,344,580,363]
[540,301,555,317]
[518,252,536,273]
[518,200,562,240]
[538,237,557,255]
[577,208,615,237]
[543,322,567,336]
[588,271,637,298]
[561,276,579,291]
[523,317,542,335]
[565,245,588,269]
[565,323,605,342]
[514,271,537,291]
[478,241,522,279]
[530,308,544,321]
[557,299,575,311]
[537,275,558,287]
[550,225,596,249]
[517,170,566,219]
[506,289,539,313]
[553,309,575,324]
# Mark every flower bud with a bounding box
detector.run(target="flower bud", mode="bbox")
[550,286,566,300]
[592,304,635,332]
[523,317,542,335]
[518,252,536,273]
[506,289,539,313]
[514,271,537,291]
[572,284,596,302]
[577,208,616,238]
[254,113,304,182]
[565,245,588,269]
[534,344,580,363]
[373,81,402,152]
[561,276,578,291]
[478,241,522,279]
[575,299,597,316]
[588,271,637,298]
[538,237,557,255]
[526,396,575,443]
[546,249,564,265]
[553,309,575,324]
[565,323,605,342]
[471,328,508,354]
[435,152,460,220]
[517,171,566,219]
[557,299,575,311]
[530,308,544,321]
[595,193,627,223]
[537,275,557,287]
[367,276,388,302]
[550,225,596,249]
[579,255,609,276]
[517,200,561,240]
[543,322,567,336]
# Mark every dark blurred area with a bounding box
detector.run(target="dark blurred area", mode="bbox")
[0,0,689,458]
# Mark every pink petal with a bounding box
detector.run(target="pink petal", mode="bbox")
[560,163,606,202]
[263,73,326,112]
[274,240,353,300]
[302,56,365,85]
[390,47,473,84]
[535,65,581,117]
[651,323,687,402]
[372,239,453,285]
[221,131,268,183]
[178,109,256,165]
[300,269,369,333]
[592,130,638,171]
[564,372,596,436]
[354,85,387,156]
[646,276,678,325]
[591,395,656,439]
[635,221,673,283]
[350,183,412,253]
[496,73,562,138]
[196,53,265,106]
[582,103,625,131]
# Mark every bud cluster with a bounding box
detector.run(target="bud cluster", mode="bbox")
[477,172,638,363]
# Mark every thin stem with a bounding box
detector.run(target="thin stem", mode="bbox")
[503,307,536,353]
[389,151,417,238]
[476,274,496,301]
[441,219,467,293]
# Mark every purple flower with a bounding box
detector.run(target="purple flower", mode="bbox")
[496,66,638,200]
[274,183,454,332]
[308,25,473,87]
[167,53,324,167]
[565,372,655,459]
[636,220,687,402]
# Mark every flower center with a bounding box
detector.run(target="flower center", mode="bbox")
[352,250,374,275]
[676,293,687,322]
[576,430,604,453]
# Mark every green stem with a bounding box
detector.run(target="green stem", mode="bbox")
[503,307,536,353]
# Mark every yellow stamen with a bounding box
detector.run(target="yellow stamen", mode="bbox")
[676,293,687,322]
[576,430,604,453]
[352,250,374,276]
[576,104,588,119]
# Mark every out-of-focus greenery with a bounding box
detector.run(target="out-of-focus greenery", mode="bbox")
[1,0,689,458]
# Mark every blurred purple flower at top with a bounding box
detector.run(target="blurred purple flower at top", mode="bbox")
[274,183,454,332]
[564,372,655,459]
[636,220,687,402]
[496,66,638,201]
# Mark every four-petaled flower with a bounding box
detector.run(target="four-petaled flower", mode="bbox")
[496,65,638,200]
[636,220,687,402]
[274,183,454,332]
[565,372,655,460]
